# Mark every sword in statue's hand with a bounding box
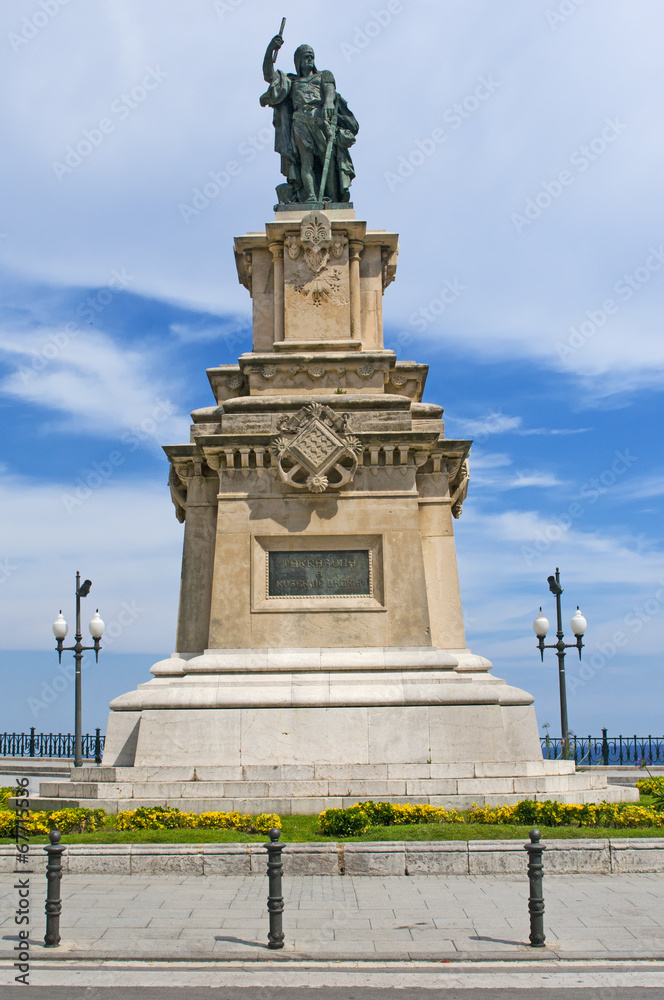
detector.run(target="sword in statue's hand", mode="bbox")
[272,18,286,62]
[318,105,338,203]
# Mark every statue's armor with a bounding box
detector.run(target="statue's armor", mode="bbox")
[292,74,325,118]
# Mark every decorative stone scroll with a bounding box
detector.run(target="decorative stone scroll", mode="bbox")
[270,402,362,493]
[450,458,470,519]
[168,465,187,523]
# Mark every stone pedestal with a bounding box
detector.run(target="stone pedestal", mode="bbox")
[36,206,636,812]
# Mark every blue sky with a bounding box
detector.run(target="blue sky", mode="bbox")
[0,0,663,740]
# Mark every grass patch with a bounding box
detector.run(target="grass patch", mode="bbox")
[2,815,663,846]
[350,824,664,841]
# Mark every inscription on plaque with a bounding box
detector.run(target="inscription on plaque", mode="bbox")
[268,550,371,598]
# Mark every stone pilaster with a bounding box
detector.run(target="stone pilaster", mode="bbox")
[268,241,285,343]
[168,458,219,656]
[348,239,364,340]
[417,498,466,649]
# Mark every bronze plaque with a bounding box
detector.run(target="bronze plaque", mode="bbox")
[268,550,371,598]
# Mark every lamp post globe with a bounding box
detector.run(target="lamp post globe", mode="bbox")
[571,607,587,637]
[52,613,68,640]
[532,609,549,638]
[89,611,105,639]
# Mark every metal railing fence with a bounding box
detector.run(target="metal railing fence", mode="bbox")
[0,727,104,763]
[2,727,660,768]
[541,728,664,766]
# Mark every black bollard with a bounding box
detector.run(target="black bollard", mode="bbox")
[44,829,66,948]
[265,827,285,950]
[524,828,546,947]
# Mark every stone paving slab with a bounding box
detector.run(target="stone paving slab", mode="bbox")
[1,872,664,963]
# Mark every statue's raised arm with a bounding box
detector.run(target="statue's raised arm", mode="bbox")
[263,33,284,84]
[260,38,358,206]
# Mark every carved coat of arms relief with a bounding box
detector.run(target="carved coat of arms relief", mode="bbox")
[286,211,347,306]
[270,402,362,493]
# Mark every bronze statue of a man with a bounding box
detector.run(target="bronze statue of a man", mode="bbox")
[260,33,358,205]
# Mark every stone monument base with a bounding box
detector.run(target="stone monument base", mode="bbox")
[29,646,638,813]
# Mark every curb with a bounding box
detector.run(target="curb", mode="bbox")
[10,947,664,964]
[2,837,664,876]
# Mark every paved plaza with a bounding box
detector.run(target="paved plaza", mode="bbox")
[1,872,664,964]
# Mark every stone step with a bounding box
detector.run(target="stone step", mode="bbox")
[37,771,614,802]
[25,782,637,815]
[578,767,662,786]
[0,760,72,777]
[72,760,577,782]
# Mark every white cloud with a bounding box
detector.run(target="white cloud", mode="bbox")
[0,325,189,443]
[469,456,564,491]
[519,427,591,437]
[454,506,664,686]
[458,413,522,437]
[453,413,591,440]
[511,472,563,489]
[613,474,664,501]
[468,452,512,471]
[461,508,664,588]
[0,473,182,653]
[170,318,248,346]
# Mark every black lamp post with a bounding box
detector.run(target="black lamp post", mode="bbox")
[532,567,587,759]
[52,572,105,768]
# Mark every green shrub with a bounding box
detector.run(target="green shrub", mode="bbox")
[318,801,464,836]
[318,805,370,836]
[116,807,187,830]
[0,787,19,810]
[637,776,664,810]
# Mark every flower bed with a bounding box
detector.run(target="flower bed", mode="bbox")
[0,806,105,836]
[0,803,280,837]
[115,806,279,834]
[317,799,664,837]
